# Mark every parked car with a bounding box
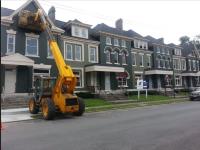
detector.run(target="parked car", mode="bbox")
[190,87,200,101]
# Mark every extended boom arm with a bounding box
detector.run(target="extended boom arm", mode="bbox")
[35,9,77,94]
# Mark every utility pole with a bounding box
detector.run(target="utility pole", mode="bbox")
[172,56,176,98]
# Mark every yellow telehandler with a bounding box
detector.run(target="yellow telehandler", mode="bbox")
[18,9,85,120]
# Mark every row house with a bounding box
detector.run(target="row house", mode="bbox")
[1,0,199,96]
[181,42,200,89]
[1,0,100,94]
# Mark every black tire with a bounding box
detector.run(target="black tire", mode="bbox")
[42,98,55,120]
[29,97,39,114]
[73,98,85,116]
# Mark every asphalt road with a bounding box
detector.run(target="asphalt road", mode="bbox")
[2,101,200,150]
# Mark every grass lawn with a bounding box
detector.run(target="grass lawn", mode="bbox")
[84,98,112,107]
[128,94,173,101]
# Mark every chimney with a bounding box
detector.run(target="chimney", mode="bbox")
[48,6,56,23]
[158,38,164,44]
[115,18,123,30]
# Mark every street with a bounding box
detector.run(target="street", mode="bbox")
[1,101,200,150]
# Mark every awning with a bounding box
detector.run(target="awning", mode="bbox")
[145,70,173,75]
[182,72,200,77]
[1,53,34,66]
[85,65,124,72]
[34,63,51,69]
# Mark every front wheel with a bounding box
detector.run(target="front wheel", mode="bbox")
[42,98,55,120]
[73,98,85,116]
[29,97,39,114]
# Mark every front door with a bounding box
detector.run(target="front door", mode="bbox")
[5,69,16,93]
[105,72,110,91]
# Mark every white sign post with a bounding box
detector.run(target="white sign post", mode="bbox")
[137,79,143,100]
[137,79,148,100]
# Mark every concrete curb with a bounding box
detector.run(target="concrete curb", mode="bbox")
[1,98,188,123]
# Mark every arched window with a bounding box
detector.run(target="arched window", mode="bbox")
[114,51,119,64]
[121,51,127,65]
[105,50,111,63]
[162,56,166,68]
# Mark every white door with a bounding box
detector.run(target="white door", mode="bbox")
[5,69,16,93]
[105,72,110,91]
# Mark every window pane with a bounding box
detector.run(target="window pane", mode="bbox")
[26,38,37,55]
[7,34,15,53]
[106,51,110,63]
[75,45,82,61]
[114,52,118,63]
[82,29,87,38]
[8,36,14,43]
[90,47,96,62]
[122,53,126,64]
[66,44,72,59]
[8,44,14,52]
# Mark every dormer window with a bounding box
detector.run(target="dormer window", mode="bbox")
[114,39,119,46]
[106,37,112,45]
[72,26,88,39]
[174,48,181,56]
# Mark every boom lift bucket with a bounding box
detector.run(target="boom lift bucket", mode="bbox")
[18,10,46,31]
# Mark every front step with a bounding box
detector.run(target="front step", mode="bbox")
[1,96,30,109]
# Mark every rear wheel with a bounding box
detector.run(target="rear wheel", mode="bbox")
[42,98,55,120]
[73,98,85,116]
[29,97,39,114]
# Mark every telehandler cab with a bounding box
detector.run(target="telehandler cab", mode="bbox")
[18,9,85,120]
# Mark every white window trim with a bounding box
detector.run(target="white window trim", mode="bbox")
[75,45,82,61]
[106,37,112,45]
[6,33,16,54]
[72,26,88,39]
[113,51,119,64]
[72,67,84,88]
[117,77,128,88]
[64,41,84,61]
[122,52,127,65]
[106,51,111,63]
[147,55,151,68]
[114,38,119,46]
[88,45,99,63]
[64,44,73,61]
[25,36,39,57]
[132,52,136,66]
[139,53,144,67]
[121,40,126,48]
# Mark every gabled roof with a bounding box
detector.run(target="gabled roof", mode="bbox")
[64,19,92,28]
[1,0,64,33]
[93,23,144,39]
[1,7,14,16]
[145,35,165,45]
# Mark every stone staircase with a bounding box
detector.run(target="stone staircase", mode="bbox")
[1,95,30,109]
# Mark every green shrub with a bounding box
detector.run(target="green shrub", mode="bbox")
[76,92,95,98]
[126,90,159,96]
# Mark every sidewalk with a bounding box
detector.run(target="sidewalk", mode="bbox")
[1,108,31,123]
[1,97,188,123]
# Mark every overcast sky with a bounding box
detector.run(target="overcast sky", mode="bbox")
[2,0,200,44]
